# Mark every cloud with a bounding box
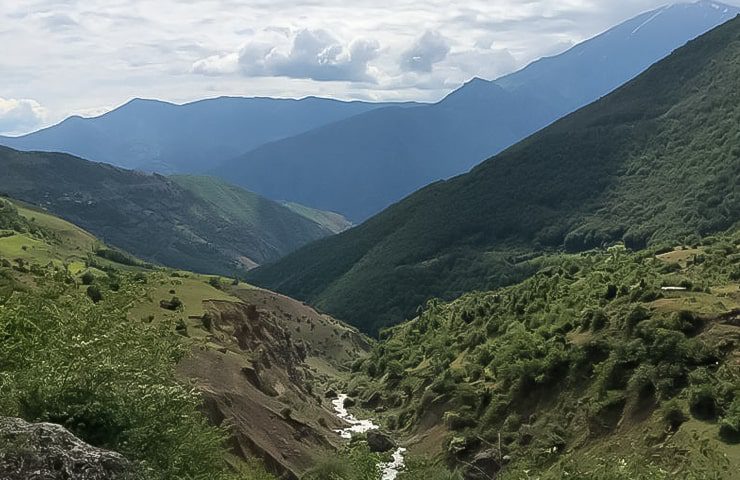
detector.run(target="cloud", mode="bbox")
[194,28,381,83]
[192,52,240,76]
[0,98,47,135]
[10,0,738,120]
[448,44,517,81]
[42,13,79,32]
[400,31,451,73]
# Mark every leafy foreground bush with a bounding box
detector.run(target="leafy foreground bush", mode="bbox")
[0,277,260,480]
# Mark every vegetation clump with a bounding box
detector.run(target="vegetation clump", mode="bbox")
[352,232,740,477]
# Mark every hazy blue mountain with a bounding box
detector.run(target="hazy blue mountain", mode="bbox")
[214,1,739,222]
[248,15,740,334]
[0,146,351,275]
[0,96,415,173]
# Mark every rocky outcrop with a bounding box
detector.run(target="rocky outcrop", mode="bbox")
[0,417,134,479]
[178,299,361,479]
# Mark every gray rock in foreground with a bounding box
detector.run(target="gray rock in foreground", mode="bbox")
[0,417,135,479]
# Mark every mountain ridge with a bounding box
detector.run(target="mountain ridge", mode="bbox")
[0,145,349,275]
[0,96,418,173]
[213,1,739,222]
[248,14,740,335]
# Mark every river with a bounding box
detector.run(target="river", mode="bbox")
[331,393,407,480]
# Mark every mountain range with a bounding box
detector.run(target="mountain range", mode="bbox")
[1,3,740,480]
[0,146,349,274]
[1,2,736,223]
[0,96,415,173]
[249,13,740,335]
[212,0,740,221]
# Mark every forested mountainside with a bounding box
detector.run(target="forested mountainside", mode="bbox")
[214,2,738,222]
[0,146,350,275]
[249,15,740,335]
[348,230,740,478]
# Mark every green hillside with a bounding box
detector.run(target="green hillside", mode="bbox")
[249,16,740,335]
[0,147,349,276]
[0,197,274,479]
[171,175,352,252]
[0,197,375,479]
[350,231,740,479]
[280,200,353,234]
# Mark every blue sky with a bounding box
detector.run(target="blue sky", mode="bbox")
[1,0,739,134]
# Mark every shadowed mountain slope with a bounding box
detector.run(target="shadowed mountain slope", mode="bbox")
[249,15,740,335]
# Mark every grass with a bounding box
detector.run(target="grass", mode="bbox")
[127,272,240,341]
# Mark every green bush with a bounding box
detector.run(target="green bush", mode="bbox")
[86,285,103,303]
[0,280,242,480]
[303,445,380,480]
[719,398,740,444]
[660,399,688,432]
[689,385,718,420]
[81,271,95,285]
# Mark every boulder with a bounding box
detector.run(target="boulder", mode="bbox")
[0,417,133,479]
[343,397,356,408]
[366,430,396,453]
[324,389,337,399]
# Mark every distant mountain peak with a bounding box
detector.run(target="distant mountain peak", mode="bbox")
[120,97,175,109]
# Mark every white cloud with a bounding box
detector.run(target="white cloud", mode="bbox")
[194,28,381,82]
[400,31,451,73]
[0,98,47,136]
[192,52,240,76]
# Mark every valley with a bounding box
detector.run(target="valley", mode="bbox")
[0,197,369,479]
[250,14,740,335]
[1,2,739,479]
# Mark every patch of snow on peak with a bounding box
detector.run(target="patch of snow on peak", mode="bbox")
[631,7,670,36]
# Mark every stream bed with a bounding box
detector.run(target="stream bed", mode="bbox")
[331,393,407,480]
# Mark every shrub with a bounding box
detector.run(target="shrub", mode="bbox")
[80,271,95,285]
[0,285,242,480]
[689,385,718,420]
[86,285,102,303]
[660,399,688,432]
[160,296,183,311]
[202,312,214,331]
[719,399,740,444]
[625,306,650,331]
[132,272,148,283]
[591,309,608,331]
[303,445,380,480]
[443,411,476,431]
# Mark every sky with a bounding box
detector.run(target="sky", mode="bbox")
[1,0,739,135]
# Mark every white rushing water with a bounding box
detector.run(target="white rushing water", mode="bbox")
[331,393,407,480]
